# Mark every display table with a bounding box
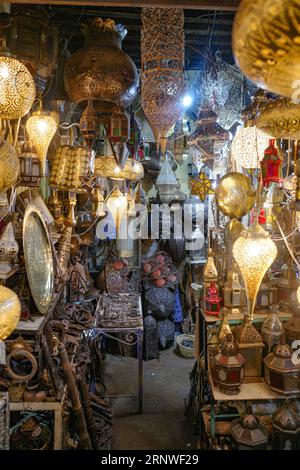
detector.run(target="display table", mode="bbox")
[94,293,144,414]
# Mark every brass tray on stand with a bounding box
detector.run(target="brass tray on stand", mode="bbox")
[23,204,54,314]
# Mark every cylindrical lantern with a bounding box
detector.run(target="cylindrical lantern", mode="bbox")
[141,8,184,154]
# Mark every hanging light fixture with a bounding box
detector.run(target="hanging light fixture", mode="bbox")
[0,36,36,120]
[233,222,277,321]
[232,126,271,169]
[105,185,128,232]
[26,109,58,176]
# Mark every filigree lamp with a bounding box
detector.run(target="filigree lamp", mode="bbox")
[0,37,36,119]
[105,185,128,232]
[232,126,271,169]
[26,110,58,176]
[233,222,277,321]
[0,286,21,341]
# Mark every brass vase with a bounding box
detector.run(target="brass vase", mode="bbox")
[64,18,139,111]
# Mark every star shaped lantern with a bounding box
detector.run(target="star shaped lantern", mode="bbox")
[190,171,214,202]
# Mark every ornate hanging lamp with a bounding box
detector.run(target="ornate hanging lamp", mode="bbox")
[64,18,138,113]
[0,34,35,120]
[0,285,21,341]
[188,106,229,160]
[260,139,282,187]
[232,126,271,170]
[232,222,277,321]
[233,0,300,99]
[141,8,185,154]
[25,109,58,177]
[0,132,20,192]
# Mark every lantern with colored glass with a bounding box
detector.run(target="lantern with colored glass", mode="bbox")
[210,333,246,395]
[204,282,221,317]
[260,139,282,187]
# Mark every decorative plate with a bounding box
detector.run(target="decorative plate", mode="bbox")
[23,204,54,314]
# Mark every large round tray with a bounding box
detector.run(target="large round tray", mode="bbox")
[23,204,54,314]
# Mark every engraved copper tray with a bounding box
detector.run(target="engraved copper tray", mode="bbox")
[23,204,54,314]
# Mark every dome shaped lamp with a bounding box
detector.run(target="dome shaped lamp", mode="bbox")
[25,109,58,177]
[0,286,21,341]
[0,36,36,120]
[233,222,277,321]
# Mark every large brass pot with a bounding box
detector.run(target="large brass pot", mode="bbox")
[233,0,300,99]
[64,18,138,110]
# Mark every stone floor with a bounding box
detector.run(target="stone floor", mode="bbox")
[104,348,197,450]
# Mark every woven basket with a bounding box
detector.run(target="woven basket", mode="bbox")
[177,334,195,358]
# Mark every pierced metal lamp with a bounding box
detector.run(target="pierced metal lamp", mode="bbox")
[233,222,277,321]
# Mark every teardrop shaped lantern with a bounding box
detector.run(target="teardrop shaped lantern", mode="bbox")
[141,8,185,154]
[233,222,277,321]
[0,38,36,119]
[26,110,58,176]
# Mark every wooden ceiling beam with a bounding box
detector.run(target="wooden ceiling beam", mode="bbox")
[7,0,240,11]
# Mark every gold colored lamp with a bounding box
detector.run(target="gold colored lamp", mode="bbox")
[26,110,58,177]
[233,222,277,321]
[0,38,36,119]
[0,286,21,340]
[105,185,128,232]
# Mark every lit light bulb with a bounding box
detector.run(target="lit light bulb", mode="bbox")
[0,65,9,79]
[182,93,193,108]
[105,185,128,230]
[114,166,121,174]
[26,110,58,176]
[233,222,277,321]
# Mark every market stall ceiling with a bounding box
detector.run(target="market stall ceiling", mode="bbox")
[9,2,237,69]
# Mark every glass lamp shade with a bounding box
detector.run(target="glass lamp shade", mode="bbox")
[0,56,36,119]
[105,185,128,231]
[233,222,277,321]
[232,126,271,169]
[25,110,58,176]
[0,285,21,340]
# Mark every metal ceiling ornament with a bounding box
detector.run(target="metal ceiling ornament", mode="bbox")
[256,97,300,140]
[23,204,54,314]
[141,7,185,154]
[233,0,300,99]
[190,171,214,202]
[64,18,138,111]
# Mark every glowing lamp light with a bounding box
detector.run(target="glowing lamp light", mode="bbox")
[26,110,58,176]
[182,93,193,108]
[0,55,36,119]
[105,185,128,232]
[233,222,277,321]
[297,285,300,305]
[232,126,272,169]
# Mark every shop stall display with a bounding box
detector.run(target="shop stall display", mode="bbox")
[0,0,300,452]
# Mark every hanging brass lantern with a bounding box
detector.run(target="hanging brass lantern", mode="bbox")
[188,107,229,160]
[64,18,138,112]
[0,133,20,192]
[94,155,144,182]
[233,0,300,99]
[0,35,36,119]
[141,8,185,154]
[214,172,256,219]
[0,285,21,341]
[50,145,90,192]
[256,97,300,140]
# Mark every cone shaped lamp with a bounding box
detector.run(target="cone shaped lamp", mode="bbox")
[233,222,277,321]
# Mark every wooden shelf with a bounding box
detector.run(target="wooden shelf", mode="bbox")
[202,308,293,325]
[207,368,299,402]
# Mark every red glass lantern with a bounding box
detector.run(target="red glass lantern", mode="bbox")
[204,282,221,316]
[260,139,282,187]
